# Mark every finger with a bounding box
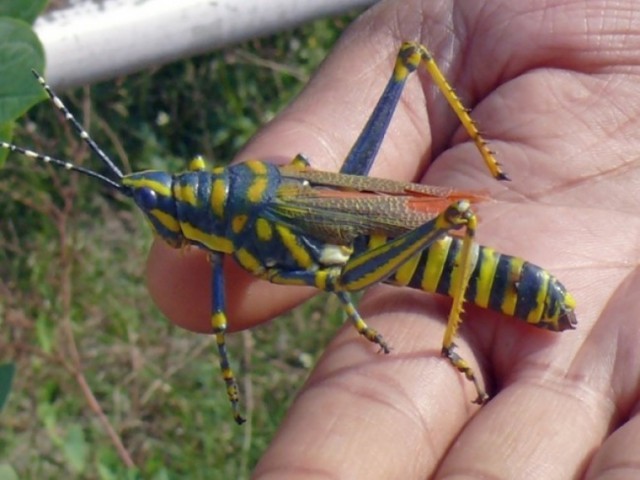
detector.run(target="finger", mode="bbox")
[435,384,610,478]
[580,269,640,478]
[425,1,640,474]
[253,289,483,479]
[585,412,640,479]
[146,241,316,333]
[434,263,640,478]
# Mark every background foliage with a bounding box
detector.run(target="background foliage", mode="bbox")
[0,6,359,478]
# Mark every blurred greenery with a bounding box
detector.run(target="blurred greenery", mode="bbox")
[0,13,358,479]
[0,0,47,164]
[0,0,48,24]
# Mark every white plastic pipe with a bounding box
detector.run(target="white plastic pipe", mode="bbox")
[34,0,377,90]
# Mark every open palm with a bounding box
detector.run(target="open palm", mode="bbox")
[147,0,640,477]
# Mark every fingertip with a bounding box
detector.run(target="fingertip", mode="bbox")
[146,240,212,333]
[253,293,480,478]
[145,240,316,333]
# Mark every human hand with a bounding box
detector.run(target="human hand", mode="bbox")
[147,0,640,477]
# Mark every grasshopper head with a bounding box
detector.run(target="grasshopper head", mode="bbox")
[122,171,184,248]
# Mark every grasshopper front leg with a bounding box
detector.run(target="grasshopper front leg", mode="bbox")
[210,252,245,424]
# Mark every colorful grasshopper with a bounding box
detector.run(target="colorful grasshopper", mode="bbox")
[1,42,576,424]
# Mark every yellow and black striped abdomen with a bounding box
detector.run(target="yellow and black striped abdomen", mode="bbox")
[385,235,576,331]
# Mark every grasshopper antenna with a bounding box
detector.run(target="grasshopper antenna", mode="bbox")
[0,141,124,191]
[30,69,124,179]
[0,70,125,191]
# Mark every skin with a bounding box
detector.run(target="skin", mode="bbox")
[147,0,640,477]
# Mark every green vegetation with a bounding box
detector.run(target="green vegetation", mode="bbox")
[0,14,357,478]
[0,3,46,164]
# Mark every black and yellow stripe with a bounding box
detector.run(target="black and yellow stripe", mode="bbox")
[385,235,576,331]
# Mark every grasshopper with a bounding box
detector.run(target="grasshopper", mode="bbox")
[1,42,576,424]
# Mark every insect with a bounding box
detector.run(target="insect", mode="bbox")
[1,42,576,424]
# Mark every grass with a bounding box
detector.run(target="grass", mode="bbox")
[0,15,357,479]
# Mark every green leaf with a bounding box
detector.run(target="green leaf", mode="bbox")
[0,18,46,125]
[0,121,14,166]
[63,424,88,473]
[0,0,48,25]
[0,363,15,413]
[0,464,19,480]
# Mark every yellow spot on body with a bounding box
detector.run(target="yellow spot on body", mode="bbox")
[235,248,263,274]
[276,225,313,268]
[150,209,180,233]
[246,160,267,175]
[211,178,227,217]
[242,161,269,203]
[247,176,268,203]
[180,222,234,253]
[189,155,206,171]
[421,237,450,293]
[473,247,499,308]
[174,184,198,206]
[232,215,248,234]
[255,218,273,242]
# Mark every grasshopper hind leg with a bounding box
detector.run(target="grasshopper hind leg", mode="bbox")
[333,201,489,403]
[341,41,507,180]
[438,204,489,404]
[442,344,489,404]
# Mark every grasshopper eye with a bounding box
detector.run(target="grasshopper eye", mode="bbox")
[134,187,158,210]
